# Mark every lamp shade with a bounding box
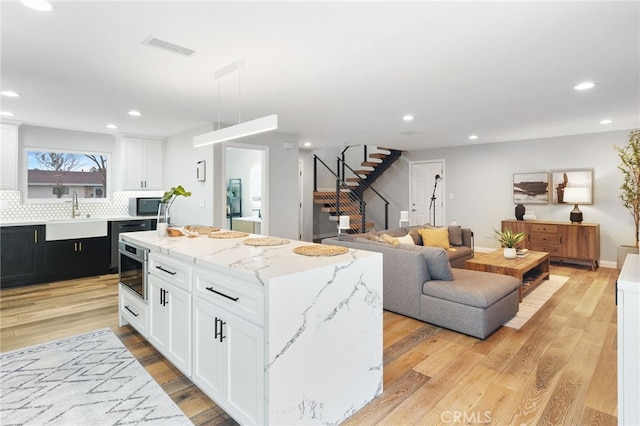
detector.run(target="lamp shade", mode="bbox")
[563,187,591,204]
[339,215,350,230]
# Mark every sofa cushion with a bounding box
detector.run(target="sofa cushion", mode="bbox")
[407,228,423,245]
[398,246,453,281]
[419,227,450,249]
[422,269,520,308]
[448,225,463,246]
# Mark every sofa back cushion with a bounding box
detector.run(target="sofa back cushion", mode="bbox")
[395,244,454,281]
[448,225,463,246]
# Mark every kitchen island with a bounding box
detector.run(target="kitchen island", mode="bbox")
[119,230,383,425]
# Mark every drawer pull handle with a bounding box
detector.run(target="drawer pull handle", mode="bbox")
[124,305,139,317]
[206,287,239,302]
[155,265,177,275]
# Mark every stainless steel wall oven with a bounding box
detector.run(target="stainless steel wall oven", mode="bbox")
[118,241,148,300]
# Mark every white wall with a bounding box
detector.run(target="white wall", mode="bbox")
[164,124,215,226]
[388,129,634,265]
[167,127,300,239]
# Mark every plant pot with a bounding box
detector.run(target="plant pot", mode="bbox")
[504,247,517,259]
[617,245,639,269]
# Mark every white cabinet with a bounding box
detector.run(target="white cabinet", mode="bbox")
[119,284,148,337]
[617,254,640,426]
[148,276,192,375]
[121,137,164,190]
[193,296,264,425]
[1,123,18,190]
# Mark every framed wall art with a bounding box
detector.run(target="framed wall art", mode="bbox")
[513,172,549,204]
[550,169,593,204]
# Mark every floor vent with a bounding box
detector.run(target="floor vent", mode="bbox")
[141,36,195,57]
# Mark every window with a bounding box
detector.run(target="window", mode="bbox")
[25,149,109,203]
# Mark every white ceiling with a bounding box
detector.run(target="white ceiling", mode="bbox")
[2,1,639,150]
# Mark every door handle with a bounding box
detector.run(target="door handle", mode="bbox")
[214,317,226,342]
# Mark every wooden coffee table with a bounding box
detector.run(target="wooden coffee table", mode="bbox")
[465,250,550,302]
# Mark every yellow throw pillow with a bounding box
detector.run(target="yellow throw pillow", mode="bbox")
[418,227,450,249]
[380,233,400,246]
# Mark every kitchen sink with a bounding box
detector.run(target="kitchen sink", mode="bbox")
[45,218,108,241]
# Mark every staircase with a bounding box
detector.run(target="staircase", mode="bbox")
[313,146,402,233]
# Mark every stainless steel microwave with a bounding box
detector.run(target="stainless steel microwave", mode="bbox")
[129,197,162,217]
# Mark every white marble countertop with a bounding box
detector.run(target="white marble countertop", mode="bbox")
[120,230,378,284]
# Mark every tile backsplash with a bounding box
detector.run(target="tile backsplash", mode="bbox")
[0,190,163,222]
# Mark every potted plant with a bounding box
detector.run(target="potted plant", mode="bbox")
[157,185,192,236]
[493,228,526,258]
[614,129,640,268]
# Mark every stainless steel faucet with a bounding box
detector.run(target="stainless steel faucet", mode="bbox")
[71,191,80,218]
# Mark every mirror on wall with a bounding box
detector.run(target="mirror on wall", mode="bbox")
[25,149,109,203]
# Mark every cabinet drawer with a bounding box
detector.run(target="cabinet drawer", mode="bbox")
[530,234,560,245]
[530,244,560,255]
[194,268,264,327]
[149,253,191,291]
[120,284,148,336]
[530,224,558,234]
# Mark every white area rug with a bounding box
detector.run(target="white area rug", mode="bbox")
[0,328,192,426]
[503,274,570,330]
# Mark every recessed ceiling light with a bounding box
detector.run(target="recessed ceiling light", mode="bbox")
[1,111,15,117]
[128,110,142,117]
[600,119,613,125]
[106,124,118,129]
[469,135,478,140]
[403,115,414,121]
[573,81,596,91]
[303,142,311,147]
[20,0,53,12]
[1,91,21,97]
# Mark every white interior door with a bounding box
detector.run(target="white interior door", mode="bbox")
[410,161,444,226]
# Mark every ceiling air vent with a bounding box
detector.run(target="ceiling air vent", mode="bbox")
[141,36,195,57]
[400,131,419,136]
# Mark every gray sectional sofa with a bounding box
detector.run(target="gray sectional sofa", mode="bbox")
[322,225,520,339]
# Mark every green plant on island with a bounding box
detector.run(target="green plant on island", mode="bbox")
[492,228,526,248]
[161,185,192,209]
[614,129,640,248]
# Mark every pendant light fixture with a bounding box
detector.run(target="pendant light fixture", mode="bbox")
[194,60,278,147]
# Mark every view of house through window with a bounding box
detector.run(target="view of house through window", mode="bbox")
[26,150,108,200]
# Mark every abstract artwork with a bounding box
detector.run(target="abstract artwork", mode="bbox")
[513,172,549,204]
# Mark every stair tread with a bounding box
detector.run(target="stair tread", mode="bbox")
[369,153,388,159]
[361,162,379,167]
[354,169,372,174]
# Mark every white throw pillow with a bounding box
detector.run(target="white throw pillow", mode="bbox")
[395,234,415,245]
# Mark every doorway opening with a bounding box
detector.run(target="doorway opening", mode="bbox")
[224,142,268,235]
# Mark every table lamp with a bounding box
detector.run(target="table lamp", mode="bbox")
[563,187,591,223]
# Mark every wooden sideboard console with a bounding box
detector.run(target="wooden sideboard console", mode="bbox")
[501,219,600,270]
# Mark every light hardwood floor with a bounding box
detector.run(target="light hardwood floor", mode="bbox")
[1,261,619,425]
